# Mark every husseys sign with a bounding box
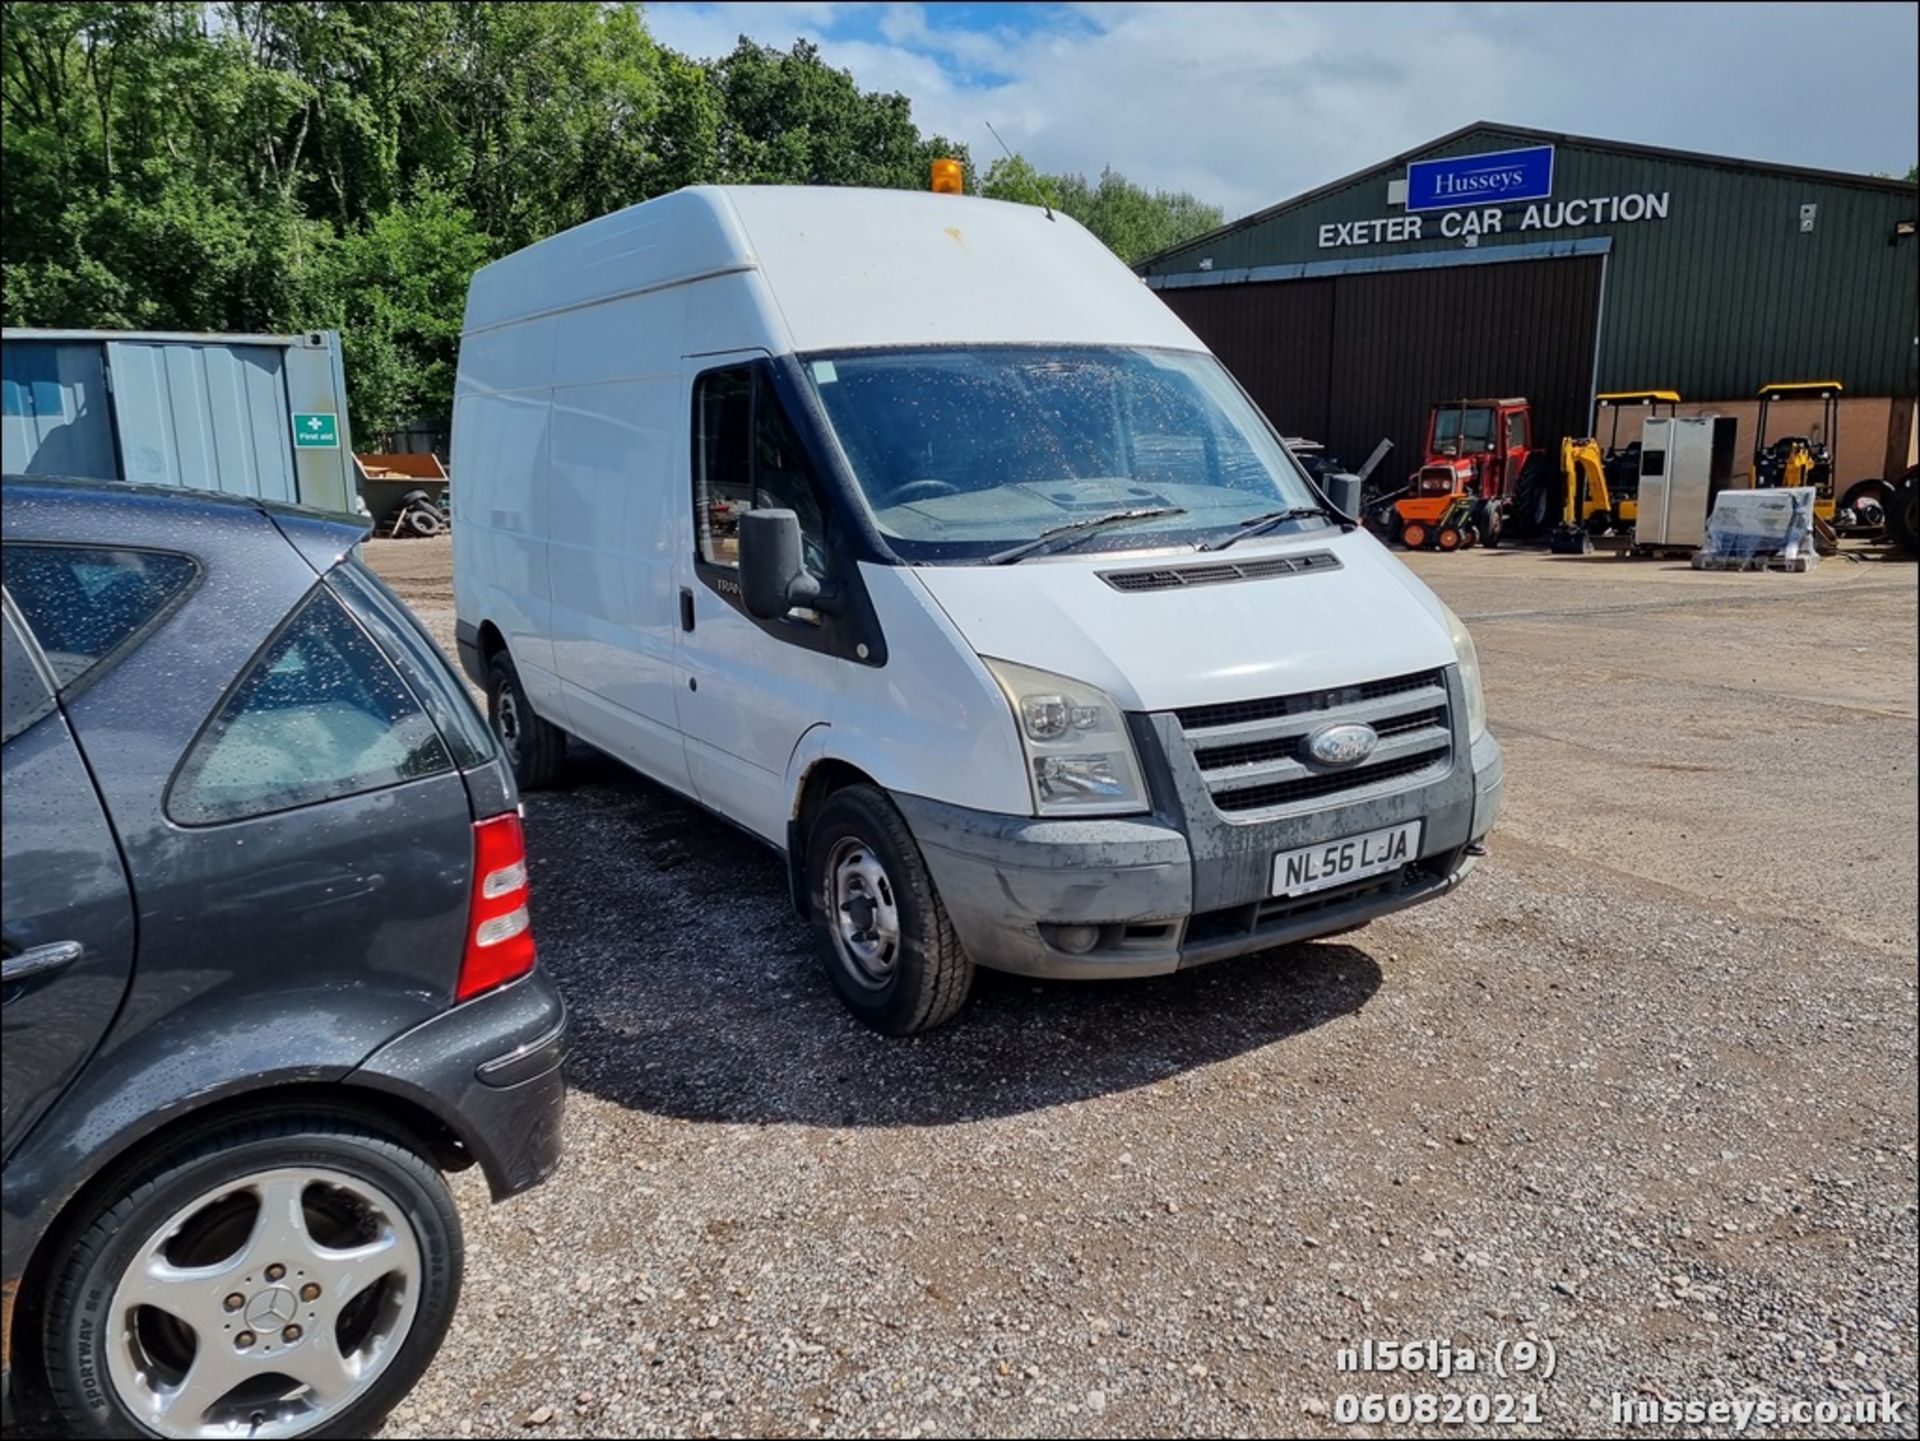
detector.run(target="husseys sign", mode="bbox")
[1407,145,1555,209]
[1317,144,1672,249]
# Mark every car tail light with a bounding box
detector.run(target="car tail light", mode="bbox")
[458,812,536,1001]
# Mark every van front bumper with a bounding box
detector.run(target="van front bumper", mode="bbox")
[896,723,1502,981]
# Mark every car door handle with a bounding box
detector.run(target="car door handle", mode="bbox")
[679,587,695,633]
[2,940,84,984]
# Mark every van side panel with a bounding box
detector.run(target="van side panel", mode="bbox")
[544,288,693,794]
[451,314,561,710]
[681,271,790,359]
[786,564,1033,818]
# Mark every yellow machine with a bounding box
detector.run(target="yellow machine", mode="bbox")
[1546,390,1680,551]
[1752,381,1841,522]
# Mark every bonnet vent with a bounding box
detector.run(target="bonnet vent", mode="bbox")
[1099,549,1342,593]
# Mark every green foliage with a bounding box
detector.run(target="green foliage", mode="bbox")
[303,188,491,435]
[711,38,969,190]
[2,4,1225,431]
[979,156,1224,264]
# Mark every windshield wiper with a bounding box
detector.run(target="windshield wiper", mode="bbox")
[984,507,1188,565]
[1198,505,1339,552]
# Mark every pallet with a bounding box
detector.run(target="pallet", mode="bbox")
[1689,550,1816,573]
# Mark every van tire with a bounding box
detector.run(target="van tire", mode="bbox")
[806,785,973,1035]
[488,652,566,790]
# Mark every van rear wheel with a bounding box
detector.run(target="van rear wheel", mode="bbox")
[806,785,973,1035]
[487,652,566,790]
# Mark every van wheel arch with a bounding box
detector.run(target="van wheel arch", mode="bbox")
[786,758,878,920]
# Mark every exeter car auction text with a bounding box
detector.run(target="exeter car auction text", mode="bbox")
[1319,192,1671,248]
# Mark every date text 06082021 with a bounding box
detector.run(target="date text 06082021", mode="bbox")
[1335,1393,1544,1427]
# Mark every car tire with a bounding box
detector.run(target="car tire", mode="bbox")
[42,1116,462,1440]
[488,651,566,790]
[402,504,445,538]
[1401,521,1429,550]
[806,784,974,1035]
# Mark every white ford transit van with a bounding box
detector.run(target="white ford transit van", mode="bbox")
[453,186,1502,1034]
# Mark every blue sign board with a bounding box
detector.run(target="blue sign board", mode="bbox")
[1405,145,1554,212]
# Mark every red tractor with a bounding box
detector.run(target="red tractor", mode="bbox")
[1376,398,1550,550]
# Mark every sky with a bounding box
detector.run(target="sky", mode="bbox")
[646,1,1920,220]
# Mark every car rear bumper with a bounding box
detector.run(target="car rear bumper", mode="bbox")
[349,969,568,1200]
[897,722,1502,981]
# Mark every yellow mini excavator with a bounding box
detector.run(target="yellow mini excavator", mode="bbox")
[1546,390,1679,553]
[1752,381,1840,522]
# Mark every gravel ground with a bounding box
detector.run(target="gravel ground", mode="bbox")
[362,536,1917,1439]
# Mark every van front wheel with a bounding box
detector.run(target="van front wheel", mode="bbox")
[806,785,974,1035]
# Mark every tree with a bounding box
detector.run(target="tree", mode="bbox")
[710,38,969,190]
[2,4,1225,429]
[302,189,491,435]
[979,156,1223,263]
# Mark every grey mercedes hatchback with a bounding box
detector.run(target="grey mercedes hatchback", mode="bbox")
[1,477,567,1438]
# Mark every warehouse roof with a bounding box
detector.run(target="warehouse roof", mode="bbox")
[1137,120,1919,271]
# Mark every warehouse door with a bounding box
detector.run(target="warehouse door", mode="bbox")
[1161,255,1605,484]
[1158,277,1335,445]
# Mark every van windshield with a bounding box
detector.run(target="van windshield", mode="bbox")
[800,346,1324,562]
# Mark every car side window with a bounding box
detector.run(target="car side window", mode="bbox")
[693,366,830,576]
[1,599,57,743]
[169,588,453,825]
[1,544,197,692]
[1508,411,1530,450]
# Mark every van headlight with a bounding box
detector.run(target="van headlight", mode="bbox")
[1444,604,1487,742]
[983,658,1148,816]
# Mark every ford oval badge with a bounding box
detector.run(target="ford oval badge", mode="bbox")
[1306,721,1377,768]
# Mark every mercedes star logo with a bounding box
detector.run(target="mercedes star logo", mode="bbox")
[246,1286,298,1328]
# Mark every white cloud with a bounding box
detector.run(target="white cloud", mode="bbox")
[644,2,1920,219]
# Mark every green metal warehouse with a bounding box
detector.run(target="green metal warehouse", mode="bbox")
[1137,122,1919,490]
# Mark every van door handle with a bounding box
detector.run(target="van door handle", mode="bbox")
[679,587,695,633]
[2,940,84,984]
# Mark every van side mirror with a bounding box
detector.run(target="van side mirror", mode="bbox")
[738,508,822,620]
[1322,471,1363,519]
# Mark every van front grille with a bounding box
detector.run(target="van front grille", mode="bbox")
[1174,669,1453,816]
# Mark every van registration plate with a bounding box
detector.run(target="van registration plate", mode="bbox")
[1271,821,1422,897]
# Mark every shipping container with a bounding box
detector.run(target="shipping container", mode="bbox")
[1,328,360,513]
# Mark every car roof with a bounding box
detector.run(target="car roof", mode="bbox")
[2,475,367,572]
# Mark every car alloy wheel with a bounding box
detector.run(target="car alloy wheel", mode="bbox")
[104,1165,423,1439]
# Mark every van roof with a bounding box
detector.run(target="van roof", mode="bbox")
[462,186,1205,355]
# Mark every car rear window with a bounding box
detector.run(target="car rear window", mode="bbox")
[1,544,198,692]
[169,587,454,825]
[328,561,493,769]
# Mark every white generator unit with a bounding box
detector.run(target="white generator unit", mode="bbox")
[1633,414,1739,549]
